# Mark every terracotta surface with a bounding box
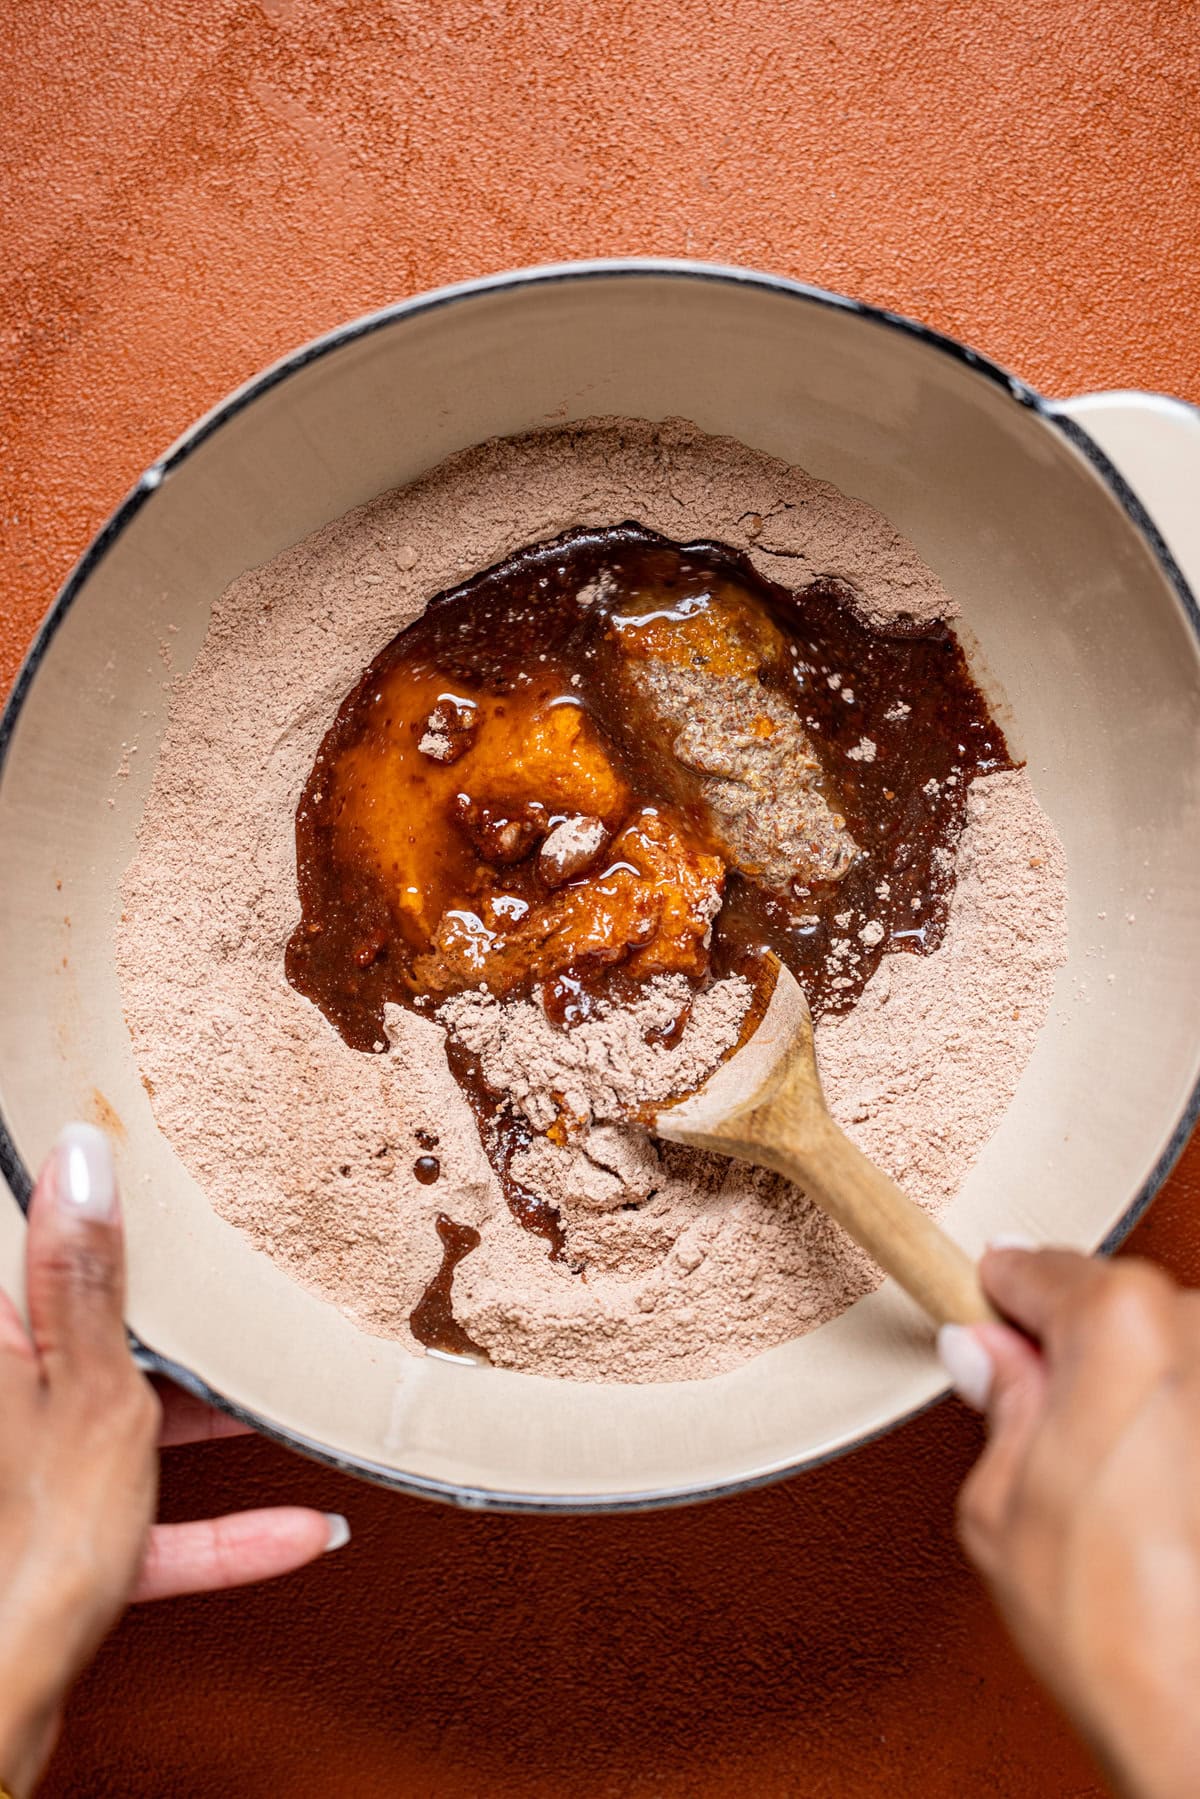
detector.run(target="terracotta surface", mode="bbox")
[3,1,1198,1791]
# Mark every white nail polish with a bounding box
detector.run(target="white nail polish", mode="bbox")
[55,1124,117,1221]
[989,1231,1037,1252]
[322,1512,351,1553]
[937,1324,994,1411]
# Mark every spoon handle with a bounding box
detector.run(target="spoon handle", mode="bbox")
[780,1112,998,1326]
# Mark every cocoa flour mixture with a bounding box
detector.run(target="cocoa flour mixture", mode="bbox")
[118,420,1067,1382]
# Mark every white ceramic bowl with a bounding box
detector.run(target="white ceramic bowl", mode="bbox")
[2,261,1199,1510]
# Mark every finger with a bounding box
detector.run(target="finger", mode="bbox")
[24,1125,129,1381]
[132,1508,350,1602]
[152,1378,253,1447]
[986,1248,1179,1399]
[980,1246,1104,1346]
[1018,1258,1180,1492]
[950,1324,1047,1568]
[981,1250,1182,1552]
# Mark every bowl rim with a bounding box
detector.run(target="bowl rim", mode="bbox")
[2,256,1199,1512]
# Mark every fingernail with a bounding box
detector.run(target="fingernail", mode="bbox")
[322,1513,351,1553]
[937,1324,994,1411]
[989,1232,1037,1252]
[54,1124,117,1222]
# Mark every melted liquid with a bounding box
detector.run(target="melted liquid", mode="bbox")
[287,524,1013,1328]
[408,1214,486,1358]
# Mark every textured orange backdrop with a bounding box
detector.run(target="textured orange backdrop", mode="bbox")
[3,2,1199,1793]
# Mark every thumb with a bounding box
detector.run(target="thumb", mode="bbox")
[24,1124,129,1381]
[943,1321,1047,1569]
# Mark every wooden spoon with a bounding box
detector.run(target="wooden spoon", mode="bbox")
[653,962,997,1327]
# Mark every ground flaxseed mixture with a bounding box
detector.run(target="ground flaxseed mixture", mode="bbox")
[117,419,1067,1382]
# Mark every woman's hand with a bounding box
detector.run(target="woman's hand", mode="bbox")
[0,1126,349,1796]
[940,1246,1200,1799]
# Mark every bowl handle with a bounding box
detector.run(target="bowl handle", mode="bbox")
[1051,391,1200,607]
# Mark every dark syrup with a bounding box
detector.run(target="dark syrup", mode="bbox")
[408,1215,486,1358]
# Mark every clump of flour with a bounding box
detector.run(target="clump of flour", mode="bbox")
[117,418,1067,1383]
[434,973,751,1132]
